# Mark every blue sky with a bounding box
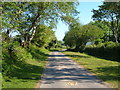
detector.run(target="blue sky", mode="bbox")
[55,2,103,41]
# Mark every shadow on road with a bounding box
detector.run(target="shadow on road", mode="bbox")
[43,53,102,85]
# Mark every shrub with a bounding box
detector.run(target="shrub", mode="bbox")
[13,46,32,62]
[2,41,32,78]
[96,42,105,47]
[104,41,118,48]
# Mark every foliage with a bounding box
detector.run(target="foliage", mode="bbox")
[92,2,120,43]
[63,30,76,48]
[91,21,112,42]
[63,51,119,88]
[32,25,56,47]
[2,2,80,88]
[2,2,79,47]
[2,41,32,77]
[55,40,64,48]
[2,41,49,88]
[63,23,104,52]
[85,41,120,62]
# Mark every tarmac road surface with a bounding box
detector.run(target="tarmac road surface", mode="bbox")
[40,51,109,88]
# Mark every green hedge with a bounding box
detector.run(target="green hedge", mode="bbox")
[85,42,120,62]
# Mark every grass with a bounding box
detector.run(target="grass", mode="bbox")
[2,47,49,88]
[49,48,63,51]
[0,73,2,89]
[62,51,119,88]
[3,60,46,88]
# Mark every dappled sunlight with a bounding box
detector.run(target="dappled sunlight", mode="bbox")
[2,1,120,89]
[62,51,119,88]
[40,51,108,88]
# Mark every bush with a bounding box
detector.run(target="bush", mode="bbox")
[96,42,105,47]
[13,46,32,62]
[104,41,118,48]
[2,41,32,78]
[2,41,50,88]
[28,44,49,61]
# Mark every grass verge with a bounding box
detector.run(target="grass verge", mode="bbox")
[62,51,119,88]
[2,46,49,88]
[49,48,63,51]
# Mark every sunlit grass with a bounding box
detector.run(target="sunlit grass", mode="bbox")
[63,51,119,88]
[3,59,47,88]
[49,48,63,51]
[0,73,2,89]
[2,47,49,88]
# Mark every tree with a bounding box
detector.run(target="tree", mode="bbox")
[92,2,120,43]
[46,39,57,49]
[63,30,76,48]
[63,23,104,52]
[90,21,112,42]
[2,2,26,41]
[2,2,80,47]
[32,25,56,47]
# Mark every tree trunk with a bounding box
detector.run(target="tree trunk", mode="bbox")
[112,29,118,43]
[114,34,118,43]
[29,26,36,42]
[111,17,119,43]
[75,44,80,52]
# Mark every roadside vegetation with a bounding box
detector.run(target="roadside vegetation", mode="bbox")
[62,51,119,88]
[63,2,120,61]
[2,2,79,88]
[2,44,49,88]
[85,42,120,62]
[63,2,120,89]
[2,1,120,89]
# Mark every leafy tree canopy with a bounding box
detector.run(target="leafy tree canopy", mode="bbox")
[92,2,120,43]
[2,2,80,47]
[63,22,104,51]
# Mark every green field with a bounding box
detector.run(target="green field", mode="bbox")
[62,51,119,88]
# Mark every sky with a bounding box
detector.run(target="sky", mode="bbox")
[54,2,103,41]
